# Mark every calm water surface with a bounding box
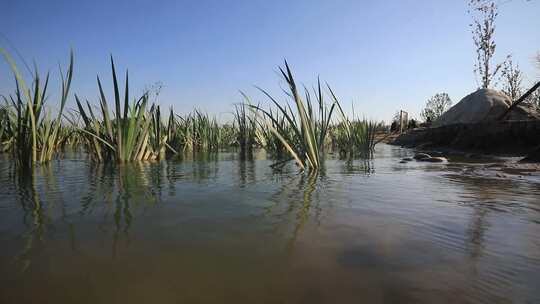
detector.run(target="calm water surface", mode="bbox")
[0,144,539,303]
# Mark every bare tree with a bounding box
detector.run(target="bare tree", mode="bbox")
[530,52,540,109]
[468,0,504,89]
[537,52,540,73]
[421,93,453,122]
[500,55,523,101]
[529,89,540,109]
[526,52,540,109]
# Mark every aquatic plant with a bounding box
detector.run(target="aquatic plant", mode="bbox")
[0,50,380,167]
[173,110,232,153]
[0,102,14,152]
[255,107,289,158]
[233,97,257,155]
[58,110,84,150]
[249,61,335,170]
[331,96,378,158]
[75,57,174,162]
[0,49,73,167]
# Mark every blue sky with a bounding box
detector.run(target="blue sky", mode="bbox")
[1,0,539,122]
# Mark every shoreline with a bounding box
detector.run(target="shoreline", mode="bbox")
[383,127,540,183]
[386,120,540,158]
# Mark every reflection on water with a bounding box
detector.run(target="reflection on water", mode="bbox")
[0,145,539,303]
[14,171,45,273]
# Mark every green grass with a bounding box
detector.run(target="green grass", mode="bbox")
[0,102,14,152]
[332,97,378,158]
[0,48,73,168]
[234,93,259,154]
[249,61,336,170]
[75,56,175,162]
[1,51,380,170]
[254,107,290,158]
[247,62,380,167]
[172,110,234,153]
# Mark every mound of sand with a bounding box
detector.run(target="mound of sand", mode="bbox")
[434,89,539,127]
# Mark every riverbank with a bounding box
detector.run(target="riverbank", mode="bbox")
[386,120,540,182]
[388,120,540,158]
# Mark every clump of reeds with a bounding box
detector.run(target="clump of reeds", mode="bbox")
[172,110,232,153]
[249,61,335,170]
[58,111,85,150]
[75,57,175,162]
[0,49,74,168]
[330,119,378,158]
[254,107,290,158]
[1,50,381,168]
[0,103,14,152]
[234,93,258,155]
[331,93,378,158]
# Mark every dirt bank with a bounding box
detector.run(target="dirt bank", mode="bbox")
[390,120,540,158]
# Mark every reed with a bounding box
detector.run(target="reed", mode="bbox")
[164,107,179,153]
[254,107,290,158]
[58,111,84,150]
[234,93,258,154]
[150,104,178,159]
[173,110,236,153]
[331,93,378,158]
[330,119,378,158]
[249,61,336,170]
[75,57,174,162]
[1,51,379,167]
[0,49,73,167]
[0,102,14,152]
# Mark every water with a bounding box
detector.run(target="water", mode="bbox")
[0,144,539,303]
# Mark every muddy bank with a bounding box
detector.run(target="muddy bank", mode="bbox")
[390,120,540,157]
[388,120,540,179]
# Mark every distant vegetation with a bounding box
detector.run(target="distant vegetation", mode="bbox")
[411,0,540,126]
[420,93,453,123]
[500,56,524,101]
[0,51,382,171]
[468,0,503,89]
[468,0,539,106]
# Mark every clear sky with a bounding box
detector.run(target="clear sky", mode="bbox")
[1,0,539,122]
